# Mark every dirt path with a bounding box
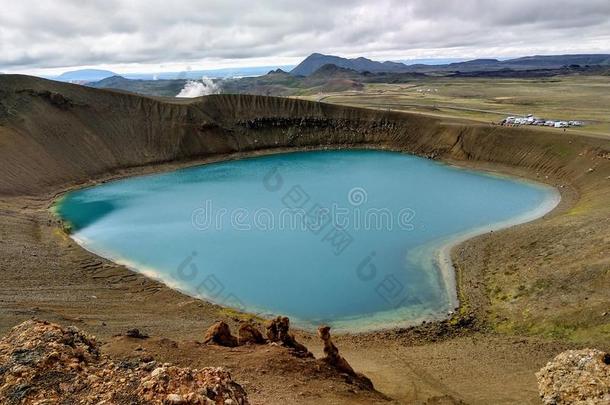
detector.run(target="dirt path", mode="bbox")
[340,334,573,404]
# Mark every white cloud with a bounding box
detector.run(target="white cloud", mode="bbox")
[1,0,609,74]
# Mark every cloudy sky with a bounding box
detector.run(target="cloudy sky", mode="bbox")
[2,0,609,75]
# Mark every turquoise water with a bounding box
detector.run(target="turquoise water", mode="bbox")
[56,150,558,331]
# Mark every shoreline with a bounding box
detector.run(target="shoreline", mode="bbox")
[53,147,563,335]
[434,179,561,317]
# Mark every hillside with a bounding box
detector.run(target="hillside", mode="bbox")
[83,52,610,98]
[94,64,424,98]
[220,64,368,96]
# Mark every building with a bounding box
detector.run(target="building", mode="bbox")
[501,115,583,129]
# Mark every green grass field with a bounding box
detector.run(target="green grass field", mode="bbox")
[301,75,610,138]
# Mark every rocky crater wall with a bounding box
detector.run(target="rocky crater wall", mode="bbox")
[2,75,608,199]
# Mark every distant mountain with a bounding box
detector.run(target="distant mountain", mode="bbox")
[399,58,468,65]
[88,75,135,90]
[306,64,360,79]
[442,55,610,71]
[291,53,610,76]
[88,75,189,97]
[290,53,411,76]
[501,54,610,68]
[219,62,429,97]
[84,56,610,98]
[55,69,117,82]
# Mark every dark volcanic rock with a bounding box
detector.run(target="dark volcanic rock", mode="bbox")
[125,328,149,339]
[265,317,312,357]
[17,89,74,109]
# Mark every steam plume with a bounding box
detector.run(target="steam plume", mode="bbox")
[176,76,220,98]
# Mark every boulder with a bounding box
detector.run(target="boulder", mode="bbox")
[125,328,149,339]
[536,348,610,404]
[0,319,249,404]
[138,365,248,404]
[203,321,239,347]
[238,322,266,345]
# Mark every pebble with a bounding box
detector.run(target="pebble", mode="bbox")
[166,393,185,404]
[151,367,165,377]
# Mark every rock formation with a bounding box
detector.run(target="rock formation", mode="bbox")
[536,348,610,404]
[202,321,239,347]
[265,316,290,342]
[317,325,355,375]
[317,325,374,390]
[265,316,312,357]
[237,322,266,345]
[16,89,74,110]
[203,318,310,358]
[0,319,249,404]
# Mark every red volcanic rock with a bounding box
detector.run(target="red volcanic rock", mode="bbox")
[238,322,266,345]
[265,316,290,342]
[203,321,239,347]
[139,365,248,404]
[0,319,249,404]
[536,348,610,404]
[318,325,374,390]
[318,325,355,375]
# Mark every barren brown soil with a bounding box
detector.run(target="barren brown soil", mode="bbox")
[1,75,609,404]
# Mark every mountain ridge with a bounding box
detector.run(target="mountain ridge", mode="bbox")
[291,53,610,76]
